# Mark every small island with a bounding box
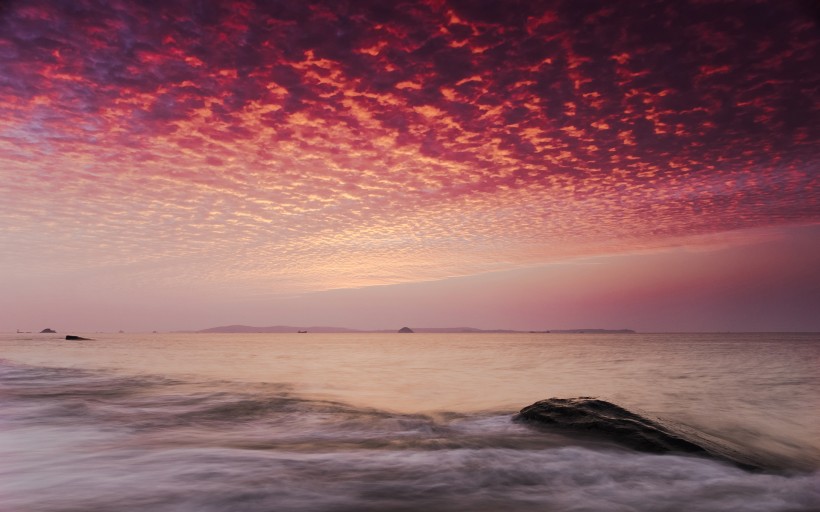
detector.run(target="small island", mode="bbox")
[398,327,414,333]
[40,328,56,333]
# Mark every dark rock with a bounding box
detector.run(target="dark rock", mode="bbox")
[398,327,414,333]
[40,328,56,333]
[65,335,92,341]
[515,397,759,469]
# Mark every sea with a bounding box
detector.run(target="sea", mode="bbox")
[0,331,818,512]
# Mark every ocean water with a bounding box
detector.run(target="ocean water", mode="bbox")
[0,332,818,511]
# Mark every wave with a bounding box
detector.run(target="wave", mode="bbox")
[1,360,818,512]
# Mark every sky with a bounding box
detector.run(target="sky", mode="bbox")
[0,0,818,333]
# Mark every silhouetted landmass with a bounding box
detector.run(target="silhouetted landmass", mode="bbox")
[398,327,414,333]
[198,325,636,334]
[65,335,92,341]
[40,328,56,333]
[515,397,760,470]
[399,327,520,333]
[548,329,636,334]
[198,325,362,333]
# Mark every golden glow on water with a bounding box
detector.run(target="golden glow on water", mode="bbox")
[2,332,820,512]
[1,331,818,469]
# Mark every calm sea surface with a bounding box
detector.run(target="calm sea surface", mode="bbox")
[1,332,818,511]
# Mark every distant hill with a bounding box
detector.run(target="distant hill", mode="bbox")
[198,325,363,333]
[198,325,635,334]
[389,327,520,333]
[548,329,636,334]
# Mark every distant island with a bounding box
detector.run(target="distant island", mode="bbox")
[198,325,364,334]
[546,329,636,334]
[198,325,635,334]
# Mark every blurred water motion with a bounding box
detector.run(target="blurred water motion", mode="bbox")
[1,332,818,511]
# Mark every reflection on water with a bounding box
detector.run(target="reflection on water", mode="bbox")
[1,332,819,511]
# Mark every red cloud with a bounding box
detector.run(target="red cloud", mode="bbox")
[0,0,817,292]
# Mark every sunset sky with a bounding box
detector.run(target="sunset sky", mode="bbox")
[1,0,818,332]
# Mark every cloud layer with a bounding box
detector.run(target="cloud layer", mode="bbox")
[1,0,818,296]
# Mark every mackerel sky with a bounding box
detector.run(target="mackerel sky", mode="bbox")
[1,0,818,332]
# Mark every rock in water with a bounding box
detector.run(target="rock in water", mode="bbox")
[40,328,56,333]
[515,397,758,469]
[398,327,414,333]
[65,335,92,341]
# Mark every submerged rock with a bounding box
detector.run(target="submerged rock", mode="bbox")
[515,397,759,470]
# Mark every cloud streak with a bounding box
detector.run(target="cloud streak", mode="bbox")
[0,0,817,298]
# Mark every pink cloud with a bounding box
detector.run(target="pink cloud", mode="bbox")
[0,0,817,330]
